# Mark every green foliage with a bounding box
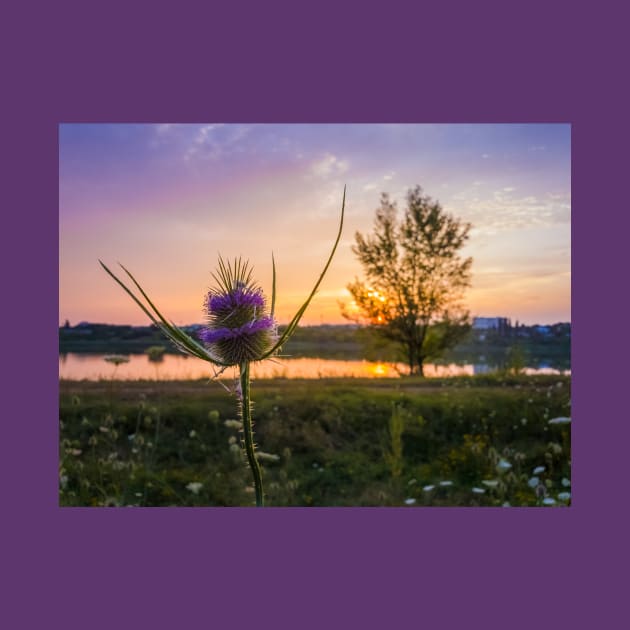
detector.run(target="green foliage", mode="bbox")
[59,375,571,507]
[344,186,472,376]
[100,260,226,364]
[503,345,526,375]
[385,404,408,478]
[145,345,166,362]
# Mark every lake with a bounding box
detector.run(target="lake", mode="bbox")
[59,352,570,380]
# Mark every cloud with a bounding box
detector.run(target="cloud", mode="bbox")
[448,189,571,235]
[184,124,222,161]
[310,153,349,178]
[183,124,247,162]
[156,123,175,134]
[383,171,395,181]
[150,123,182,148]
[195,124,220,143]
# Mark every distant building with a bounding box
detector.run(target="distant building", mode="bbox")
[472,317,511,333]
[473,363,493,375]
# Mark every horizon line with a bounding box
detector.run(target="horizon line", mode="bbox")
[60,319,572,328]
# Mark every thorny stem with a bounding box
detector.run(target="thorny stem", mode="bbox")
[239,362,264,507]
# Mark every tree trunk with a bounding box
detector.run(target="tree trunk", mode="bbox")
[408,363,424,376]
[416,359,425,377]
[407,341,415,375]
[415,325,427,377]
[407,346,426,377]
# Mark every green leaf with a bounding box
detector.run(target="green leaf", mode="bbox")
[270,252,277,320]
[118,263,229,365]
[261,185,345,359]
[99,260,227,366]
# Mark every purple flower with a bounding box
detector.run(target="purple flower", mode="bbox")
[201,272,276,365]
[201,316,275,344]
[206,285,265,314]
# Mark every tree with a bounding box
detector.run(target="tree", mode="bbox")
[344,186,472,376]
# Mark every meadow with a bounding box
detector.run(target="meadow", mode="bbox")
[59,373,571,507]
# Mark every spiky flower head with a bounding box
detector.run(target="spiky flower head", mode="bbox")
[199,257,276,366]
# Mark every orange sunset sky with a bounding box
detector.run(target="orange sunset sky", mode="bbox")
[59,124,570,327]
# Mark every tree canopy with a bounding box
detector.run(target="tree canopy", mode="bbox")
[344,186,473,375]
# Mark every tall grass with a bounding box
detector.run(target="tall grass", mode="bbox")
[59,374,571,507]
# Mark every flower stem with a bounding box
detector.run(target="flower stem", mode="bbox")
[239,362,264,507]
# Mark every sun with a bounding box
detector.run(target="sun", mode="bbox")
[371,363,387,376]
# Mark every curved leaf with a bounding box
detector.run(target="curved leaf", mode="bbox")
[99,260,227,366]
[260,185,345,359]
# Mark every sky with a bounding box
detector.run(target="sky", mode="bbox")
[59,123,571,326]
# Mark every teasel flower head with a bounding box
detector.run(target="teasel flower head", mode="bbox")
[200,257,277,366]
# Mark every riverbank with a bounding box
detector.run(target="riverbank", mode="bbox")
[59,374,571,507]
[59,323,571,369]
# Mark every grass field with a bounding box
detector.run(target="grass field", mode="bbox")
[59,374,571,507]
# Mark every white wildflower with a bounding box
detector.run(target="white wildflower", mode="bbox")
[256,451,280,462]
[528,476,540,488]
[548,417,571,425]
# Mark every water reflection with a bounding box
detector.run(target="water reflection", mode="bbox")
[59,353,570,381]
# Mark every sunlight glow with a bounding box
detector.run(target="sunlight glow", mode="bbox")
[372,363,387,376]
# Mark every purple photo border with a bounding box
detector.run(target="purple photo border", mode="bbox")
[3,1,625,628]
